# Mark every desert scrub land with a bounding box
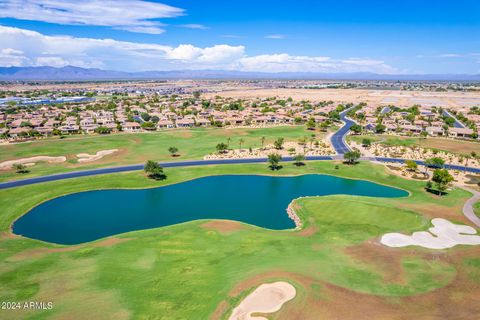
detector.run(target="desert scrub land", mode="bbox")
[0,126,322,182]
[0,161,479,319]
[348,134,480,155]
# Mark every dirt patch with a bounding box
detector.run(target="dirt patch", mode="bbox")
[201,220,245,234]
[401,202,467,224]
[345,241,407,284]
[166,130,194,139]
[8,237,133,261]
[294,225,318,237]
[211,300,230,320]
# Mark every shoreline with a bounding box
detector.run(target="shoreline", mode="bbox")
[286,200,302,229]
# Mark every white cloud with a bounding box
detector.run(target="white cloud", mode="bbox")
[438,53,462,58]
[0,47,28,66]
[221,34,243,39]
[0,26,400,74]
[236,54,397,74]
[0,0,184,34]
[265,34,286,39]
[179,24,209,30]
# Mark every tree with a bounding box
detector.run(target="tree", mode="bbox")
[431,169,453,195]
[144,160,166,180]
[267,153,282,170]
[141,121,156,130]
[344,150,361,164]
[405,160,418,172]
[306,118,316,130]
[425,157,445,168]
[293,154,306,166]
[216,142,228,153]
[260,136,266,149]
[168,146,179,157]
[273,137,284,150]
[375,124,386,133]
[239,138,245,150]
[350,124,362,134]
[193,91,201,99]
[94,126,111,134]
[361,138,371,147]
[425,180,433,190]
[140,112,151,121]
[13,163,29,174]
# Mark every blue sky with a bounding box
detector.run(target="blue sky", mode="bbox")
[0,0,479,74]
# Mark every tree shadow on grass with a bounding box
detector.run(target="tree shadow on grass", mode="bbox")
[425,187,447,196]
[269,165,283,171]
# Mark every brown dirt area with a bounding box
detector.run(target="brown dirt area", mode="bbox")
[214,243,480,320]
[8,237,133,262]
[205,88,480,110]
[201,220,246,234]
[420,138,480,155]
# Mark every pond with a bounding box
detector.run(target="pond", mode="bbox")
[12,174,407,244]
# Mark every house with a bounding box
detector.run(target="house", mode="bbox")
[36,126,54,136]
[176,118,195,128]
[425,126,444,137]
[122,122,141,132]
[8,127,30,137]
[195,118,210,127]
[58,125,80,134]
[449,127,474,138]
[157,119,175,129]
[401,124,422,135]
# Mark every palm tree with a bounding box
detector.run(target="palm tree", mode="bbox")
[309,135,316,149]
[464,154,470,172]
[227,137,231,148]
[239,138,245,150]
[267,153,282,170]
[261,136,266,150]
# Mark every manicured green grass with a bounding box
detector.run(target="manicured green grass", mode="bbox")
[0,126,318,182]
[0,161,475,319]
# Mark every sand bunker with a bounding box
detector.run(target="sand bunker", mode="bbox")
[229,281,296,320]
[0,156,66,169]
[381,218,480,249]
[76,149,118,162]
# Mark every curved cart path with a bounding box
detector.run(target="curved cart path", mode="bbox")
[461,186,480,228]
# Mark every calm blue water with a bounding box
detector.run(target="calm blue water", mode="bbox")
[12,175,407,245]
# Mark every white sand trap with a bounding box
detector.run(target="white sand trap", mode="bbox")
[229,281,296,320]
[381,218,480,249]
[0,156,66,170]
[76,149,118,162]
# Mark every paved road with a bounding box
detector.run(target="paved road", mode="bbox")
[0,156,335,190]
[443,110,465,128]
[330,108,356,154]
[461,186,480,228]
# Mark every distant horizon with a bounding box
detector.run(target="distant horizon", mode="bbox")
[1,65,480,82]
[2,65,480,76]
[1,1,479,75]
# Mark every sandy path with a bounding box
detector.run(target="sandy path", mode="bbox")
[229,281,296,320]
[77,149,118,162]
[461,187,480,228]
[0,156,66,169]
[381,218,480,249]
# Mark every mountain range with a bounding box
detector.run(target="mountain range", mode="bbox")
[0,66,479,81]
